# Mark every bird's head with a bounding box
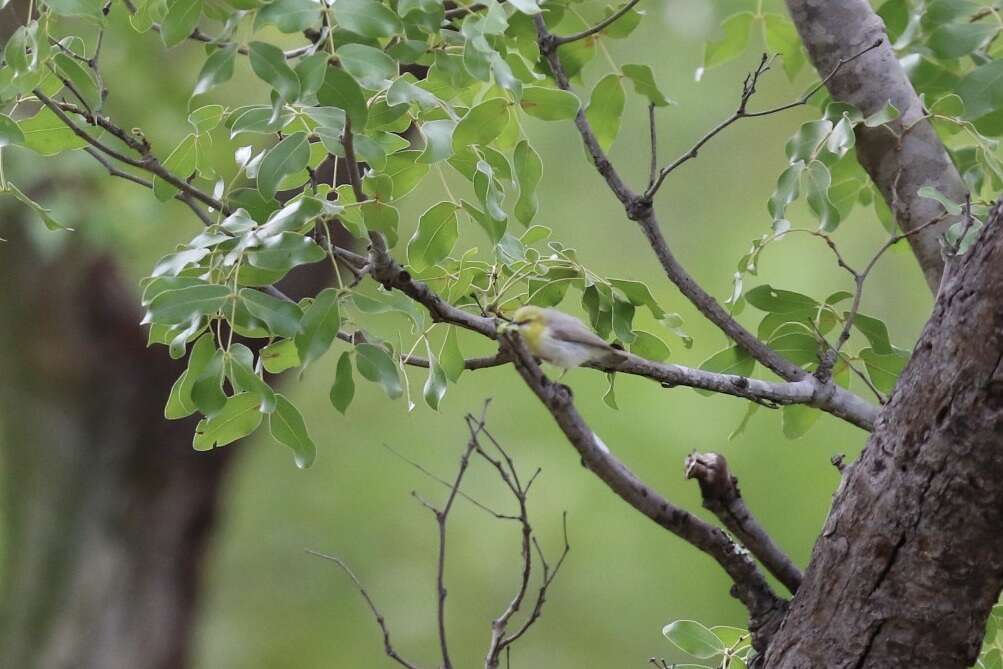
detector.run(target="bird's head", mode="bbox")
[512,305,547,342]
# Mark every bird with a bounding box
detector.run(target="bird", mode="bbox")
[511,305,627,370]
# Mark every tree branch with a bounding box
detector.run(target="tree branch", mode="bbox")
[498,330,786,652]
[685,452,803,595]
[550,0,643,47]
[531,16,880,430]
[33,89,228,214]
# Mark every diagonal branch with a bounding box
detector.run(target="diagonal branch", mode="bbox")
[33,89,228,214]
[498,330,787,651]
[685,452,803,595]
[532,16,881,430]
[305,550,422,669]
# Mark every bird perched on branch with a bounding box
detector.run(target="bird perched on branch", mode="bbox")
[511,305,627,369]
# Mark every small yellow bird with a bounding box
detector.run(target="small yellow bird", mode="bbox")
[512,305,627,369]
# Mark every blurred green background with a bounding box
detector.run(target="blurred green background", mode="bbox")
[3,0,933,666]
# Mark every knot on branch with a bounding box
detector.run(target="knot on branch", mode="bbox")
[626,196,653,221]
[538,32,557,55]
[685,452,739,508]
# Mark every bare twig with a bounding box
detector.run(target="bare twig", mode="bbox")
[685,452,803,595]
[305,550,422,669]
[645,40,883,199]
[82,148,214,226]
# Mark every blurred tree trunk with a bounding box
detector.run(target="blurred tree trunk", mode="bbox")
[0,217,234,669]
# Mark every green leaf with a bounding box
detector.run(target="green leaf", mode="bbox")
[782,404,820,439]
[249,41,301,102]
[513,139,543,225]
[239,288,304,338]
[269,394,317,468]
[602,372,619,409]
[193,392,263,451]
[440,327,464,382]
[258,132,309,200]
[333,0,402,38]
[261,338,301,373]
[697,347,754,395]
[17,107,88,155]
[929,22,996,59]
[165,333,217,419]
[519,86,580,121]
[917,185,962,215]
[418,119,455,163]
[863,101,900,127]
[860,346,910,394]
[408,201,459,271]
[0,113,24,147]
[453,97,510,149]
[43,0,101,19]
[768,161,804,222]
[609,278,665,319]
[330,351,356,413]
[804,160,840,232]
[227,344,277,413]
[585,73,625,152]
[662,620,726,659]
[148,284,231,324]
[6,182,71,230]
[336,43,397,89]
[958,59,1003,120]
[162,0,202,47]
[255,0,321,33]
[259,195,327,236]
[762,14,804,79]
[629,330,670,361]
[192,348,227,416]
[422,344,448,410]
[621,63,671,107]
[745,284,818,315]
[153,134,198,201]
[295,288,341,370]
[700,12,754,75]
[318,66,368,128]
[356,343,403,399]
[768,332,819,367]
[849,312,892,354]
[601,3,642,38]
[785,120,831,163]
[246,232,325,272]
[361,200,400,246]
[188,104,224,134]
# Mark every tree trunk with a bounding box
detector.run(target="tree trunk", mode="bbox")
[0,219,232,669]
[762,205,1003,668]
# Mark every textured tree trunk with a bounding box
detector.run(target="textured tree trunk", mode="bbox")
[0,219,233,669]
[763,205,1003,668]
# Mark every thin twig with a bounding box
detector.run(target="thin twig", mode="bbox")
[645,40,883,199]
[305,550,422,669]
[550,0,643,46]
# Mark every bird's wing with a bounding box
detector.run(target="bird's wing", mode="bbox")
[548,311,617,350]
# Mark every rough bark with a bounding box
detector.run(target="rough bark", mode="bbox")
[785,0,967,292]
[0,219,234,669]
[762,205,1003,668]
